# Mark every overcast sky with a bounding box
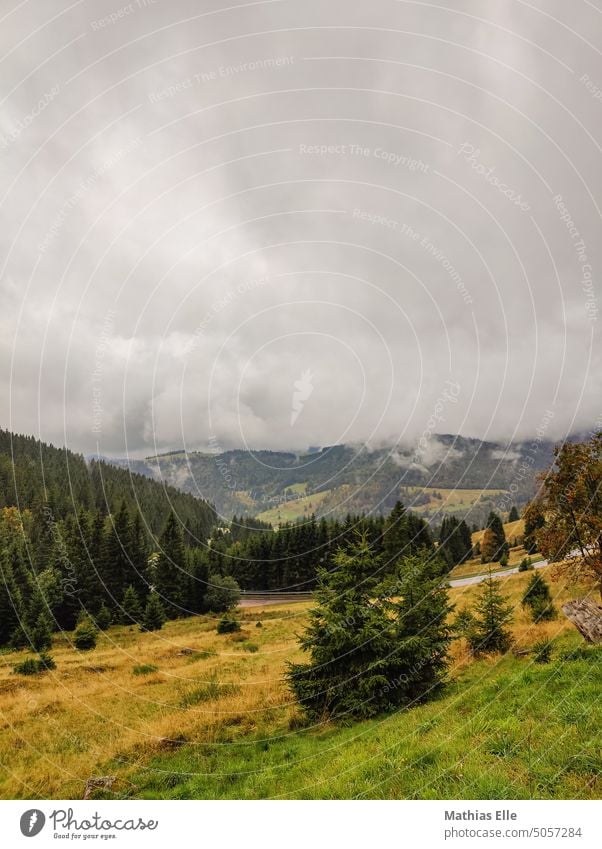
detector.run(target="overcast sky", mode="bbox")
[1,0,601,457]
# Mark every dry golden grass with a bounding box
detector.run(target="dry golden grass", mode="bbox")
[0,565,590,799]
[449,519,534,579]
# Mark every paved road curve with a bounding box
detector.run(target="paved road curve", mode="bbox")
[449,558,548,588]
[239,559,550,606]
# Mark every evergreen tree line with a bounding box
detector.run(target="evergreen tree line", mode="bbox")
[0,503,232,650]
[211,502,435,591]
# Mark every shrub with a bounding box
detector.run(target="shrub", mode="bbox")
[179,674,238,707]
[216,614,241,634]
[74,619,98,651]
[13,657,41,676]
[243,642,259,653]
[532,640,553,664]
[255,621,263,628]
[530,596,557,623]
[13,653,56,675]
[518,557,532,572]
[560,646,595,662]
[205,575,241,613]
[132,664,158,676]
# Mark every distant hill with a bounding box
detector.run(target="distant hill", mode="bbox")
[114,434,558,525]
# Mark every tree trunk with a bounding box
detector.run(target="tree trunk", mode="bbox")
[562,598,602,643]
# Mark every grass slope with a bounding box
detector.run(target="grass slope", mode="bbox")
[0,568,599,800]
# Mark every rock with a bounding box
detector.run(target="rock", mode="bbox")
[83,775,115,800]
[562,598,602,643]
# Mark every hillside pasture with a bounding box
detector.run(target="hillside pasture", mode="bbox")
[0,567,598,800]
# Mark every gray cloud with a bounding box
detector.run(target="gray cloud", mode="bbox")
[1,0,600,457]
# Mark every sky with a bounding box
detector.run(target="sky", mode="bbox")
[1,0,601,457]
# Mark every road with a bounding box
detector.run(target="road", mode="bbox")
[239,559,550,606]
[449,558,548,587]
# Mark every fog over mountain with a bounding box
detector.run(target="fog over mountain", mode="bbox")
[1,0,600,457]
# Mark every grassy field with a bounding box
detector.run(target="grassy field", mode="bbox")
[256,487,332,524]
[472,518,525,545]
[406,487,508,515]
[0,567,599,800]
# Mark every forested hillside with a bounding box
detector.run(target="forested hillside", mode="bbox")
[122,435,557,522]
[0,429,216,538]
[0,430,219,646]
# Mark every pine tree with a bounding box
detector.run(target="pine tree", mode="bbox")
[94,603,112,630]
[99,501,132,608]
[484,512,509,562]
[141,592,166,631]
[286,537,452,720]
[0,547,24,645]
[388,552,453,704]
[508,505,520,522]
[129,510,150,599]
[154,511,186,618]
[29,612,52,652]
[20,586,54,651]
[74,618,98,651]
[382,501,410,567]
[439,516,473,568]
[480,528,498,564]
[522,573,556,622]
[468,572,513,655]
[121,585,142,624]
[66,510,103,617]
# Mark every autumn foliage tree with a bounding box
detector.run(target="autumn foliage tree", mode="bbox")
[531,432,602,598]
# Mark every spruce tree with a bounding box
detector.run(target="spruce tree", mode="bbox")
[74,618,98,651]
[508,505,520,522]
[29,612,52,652]
[66,510,103,618]
[485,511,509,561]
[94,603,112,631]
[468,572,513,655]
[154,511,186,618]
[141,591,166,632]
[382,501,410,567]
[22,587,54,651]
[522,572,556,622]
[0,547,24,645]
[121,584,143,624]
[439,516,473,568]
[287,537,452,720]
[387,552,453,704]
[129,510,150,598]
[99,501,132,608]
